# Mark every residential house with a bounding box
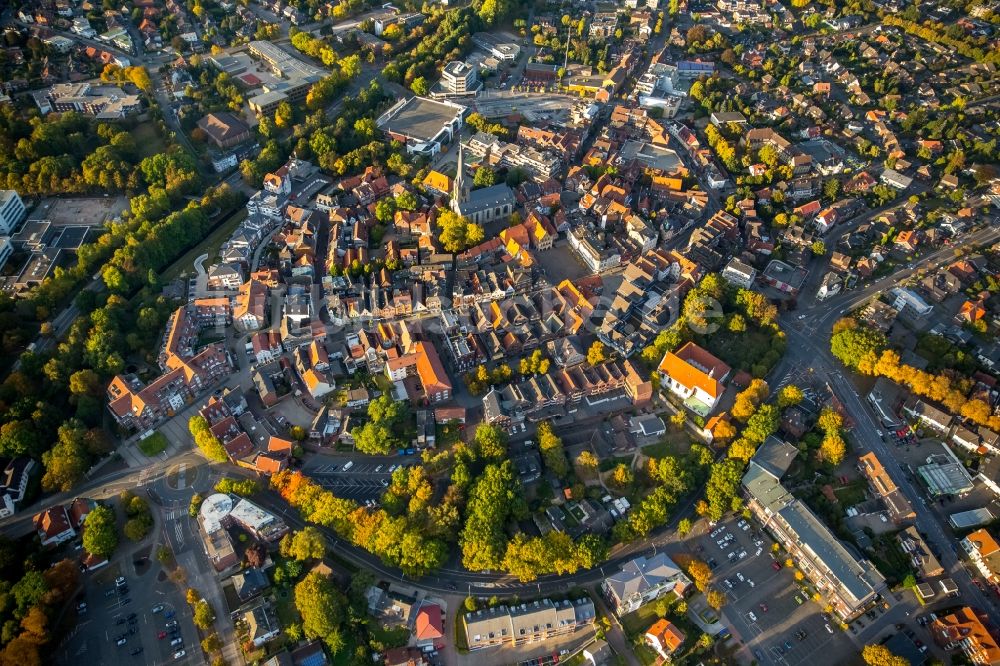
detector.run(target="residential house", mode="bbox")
[962,529,1000,584]
[644,619,686,659]
[601,554,692,616]
[657,342,731,415]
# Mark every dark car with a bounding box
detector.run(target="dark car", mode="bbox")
[130,648,143,656]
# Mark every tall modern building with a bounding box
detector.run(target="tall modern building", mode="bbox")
[0,191,26,235]
[441,61,480,95]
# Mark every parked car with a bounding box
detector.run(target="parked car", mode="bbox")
[174,650,186,660]
[151,604,165,614]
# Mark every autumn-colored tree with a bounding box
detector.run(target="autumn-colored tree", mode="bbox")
[711,418,737,444]
[609,463,634,490]
[862,644,910,666]
[576,450,599,476]
[670,412,686,430]
[728,438,757,462]
[820,434,847,466]
[587,341,608,366]
[705,587,727,609]
[777,384,804,408]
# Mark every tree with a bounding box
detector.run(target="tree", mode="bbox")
[41,420,89,492]
[811,240,827,256]
[777,385,804,408]
[862,644,910,666]
[436,209,485,253]
[537,422,568,478]
[706,587,727,609]
[296,571,347,652]
[474,423,509,460]
[375,197,396,224]
[609,463,634,490]
[280,527,326,561]
[678,518,692,536]
[193,600,216,629]
[189,415,229,462]
[274,101,294,129]
[820,433,847,466]
[201,633,223,654]
[473,166,496,188]
[411,76,429,96]
[587,341,607,366]
[576,450,598,476]
[830,319,886,375]
[671,412,687,430]
[82,505,117,558]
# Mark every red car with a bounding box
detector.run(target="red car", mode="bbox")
[157,631,167,640]
[772,561,781,571]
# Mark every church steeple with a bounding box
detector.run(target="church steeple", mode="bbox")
[451,141,468,213]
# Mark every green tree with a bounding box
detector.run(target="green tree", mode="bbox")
[473,166,496,188]
[279,527,326,561]
[777,385,804,408]
[811,240,827,256]
[192,600,216,629]
[411,76,429,96]
[830,318,887,375]
[475,423,509,460]
[82,505,118,558]
[189,415,229,462]
[537,422,568,478]
[295,571,347,653]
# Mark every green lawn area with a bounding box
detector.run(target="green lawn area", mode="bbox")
[435,422,463,448]
[130,121,168,159]
[273,589,301,628]
[832,480,867,506]
[620,601,663,638]
[641,429,690,459]
[366,620,409,649]
[160,207,248,282]
[703,324,782,376]
[599,455,632,472]
[137,432,168,456]
[870,533,915,586]
[454,615,469,652]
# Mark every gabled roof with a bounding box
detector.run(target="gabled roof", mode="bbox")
[657,341,730,398]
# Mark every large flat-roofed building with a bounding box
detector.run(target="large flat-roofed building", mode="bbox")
[247,40,323,80]
[245,41,322,117]
[0,191,26,235]
[35,82,141,118]
[743,439,885,621]
[376,97,467,156]
[472,33,520,61]
[618,140,686,176]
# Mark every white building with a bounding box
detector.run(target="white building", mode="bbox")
[440,61,480,95]
[0,191,26,235]
[721,258,756,288]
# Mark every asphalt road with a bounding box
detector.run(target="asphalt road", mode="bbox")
[773,221,1000,627]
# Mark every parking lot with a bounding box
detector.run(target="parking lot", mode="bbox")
[59,570,199,666]
[702,517,857,666]
[303,454,419,502]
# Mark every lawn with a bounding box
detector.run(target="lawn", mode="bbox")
[137,432,168,456]
[130,121,168,159]
[870,533,915,586]
[599,455,633,473]
[702,324,783,376]
[160,207,248,282]
[620,601,663,637]
[366,620,409,649]
[832,480,867,507]
[641,430,690,459]
[454,614,469,652]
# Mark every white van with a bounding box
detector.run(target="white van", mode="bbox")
[342,461,354,471]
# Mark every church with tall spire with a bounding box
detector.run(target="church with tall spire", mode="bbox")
[449,140,515,225]
[450,142,470,215]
